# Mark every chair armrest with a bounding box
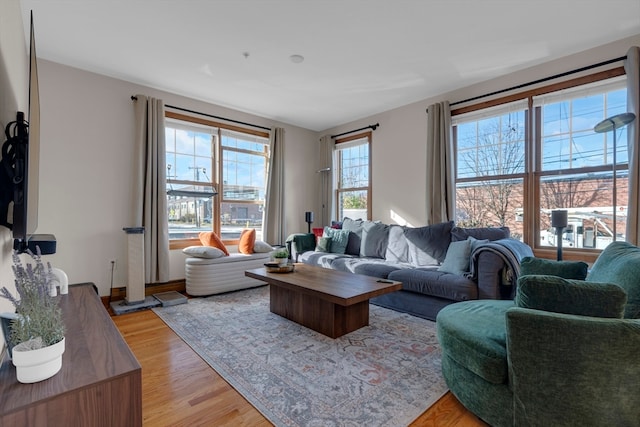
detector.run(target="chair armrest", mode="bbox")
[507,307,640,426]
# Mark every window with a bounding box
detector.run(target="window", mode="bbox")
[534,78,627,249]
[454,101,527,239]
[453,73,628,257]
[335,133,371,220]
[165,113,269,248]
[220,129,268,241]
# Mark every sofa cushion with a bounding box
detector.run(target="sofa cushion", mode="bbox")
[385,225,409,263]
[436,300,515,385]
[451,226,510,242]
[299,250,353,268]
[323,227,350,254]
[403,221,453,266]
[520,257,588,280]
[438,239,472,275]
[360,221,389,258]
[388,267,477,301]
[330,257,406,278]
[516,275,627,318]
[342,217,364,256]
[587,241,640,318]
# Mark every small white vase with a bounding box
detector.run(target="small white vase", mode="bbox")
[12,337,65,383]
[277,257,288,266]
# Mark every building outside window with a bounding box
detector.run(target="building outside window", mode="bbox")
[453,75,628,255]
[335,133,371,220]
[165,114,269,248]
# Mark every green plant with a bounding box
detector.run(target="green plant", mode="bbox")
[0,249,65,348]
[273,248,289,259]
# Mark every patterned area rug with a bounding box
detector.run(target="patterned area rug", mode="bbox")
[153,285,447,426]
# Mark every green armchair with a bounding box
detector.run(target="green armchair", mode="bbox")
[437,241,640,426]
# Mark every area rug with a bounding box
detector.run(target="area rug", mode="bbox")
[153,286,448,427]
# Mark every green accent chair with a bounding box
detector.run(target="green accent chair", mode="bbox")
[436,241,640,426]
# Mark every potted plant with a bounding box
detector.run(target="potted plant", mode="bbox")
[0,249,66,383]
[272,248,289,266]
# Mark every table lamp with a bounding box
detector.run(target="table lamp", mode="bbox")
[551,210,568,261]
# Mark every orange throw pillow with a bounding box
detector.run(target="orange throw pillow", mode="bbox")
[238,228,256,254]
[198,231,229,256]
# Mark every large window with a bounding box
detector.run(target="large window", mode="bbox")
[220,129,268,241]
[165,113,269,248]
[453,74,628,257]
[335,133,371,220]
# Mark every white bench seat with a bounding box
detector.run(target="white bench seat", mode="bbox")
[185,252,272,296]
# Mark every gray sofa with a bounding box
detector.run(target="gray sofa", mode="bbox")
[293,219,533,321]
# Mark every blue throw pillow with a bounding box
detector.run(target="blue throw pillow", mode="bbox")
[438,239,472,275]
[323,227,350,254]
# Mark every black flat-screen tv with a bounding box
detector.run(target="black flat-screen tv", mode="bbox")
[0,12,48,253]
[14,13,40,252]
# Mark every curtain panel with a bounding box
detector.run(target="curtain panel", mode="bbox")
[132,95,170,284]
[264,127,285,245]
[625,46,640,246]
[318,135,335,226]
[425,101,455,225]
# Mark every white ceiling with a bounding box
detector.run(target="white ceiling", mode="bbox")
[20,0,640,132]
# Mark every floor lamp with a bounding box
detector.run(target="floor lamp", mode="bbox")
[594,112,636,242]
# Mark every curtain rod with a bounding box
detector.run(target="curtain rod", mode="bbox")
[331,123,379,139]
[426,55,627,113]
[130,96,271,131]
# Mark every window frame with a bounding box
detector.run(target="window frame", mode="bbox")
[165,111,269,250]
[451,67,627,263]
[334,132,372,221]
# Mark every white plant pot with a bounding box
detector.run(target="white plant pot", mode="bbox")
[277,257,288,266]
[12,337,65,383]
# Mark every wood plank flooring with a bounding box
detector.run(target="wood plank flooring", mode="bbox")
[112,308,488,427]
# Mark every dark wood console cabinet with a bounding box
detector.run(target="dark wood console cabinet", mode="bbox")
[0,283,142,426]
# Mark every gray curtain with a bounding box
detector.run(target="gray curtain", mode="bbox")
[263,127,285,244]
[625,47,640,245]
[133,95,169,284]
[318,135,334,226]
[425,101,455,225]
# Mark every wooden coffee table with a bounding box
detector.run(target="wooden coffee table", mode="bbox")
[245,264,402,338]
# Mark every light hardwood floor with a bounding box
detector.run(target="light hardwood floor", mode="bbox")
[112,309,488,427]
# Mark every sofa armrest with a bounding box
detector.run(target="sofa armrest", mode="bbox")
[507,307,640,425]
[475,250,507,299]
[288,233,316,262]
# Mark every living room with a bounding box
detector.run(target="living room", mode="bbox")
[1,0,640,425]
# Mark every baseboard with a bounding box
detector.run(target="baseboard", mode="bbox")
[102,279,186,310]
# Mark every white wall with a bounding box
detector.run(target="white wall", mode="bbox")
[321,34,640,227]
[36,60,318,296]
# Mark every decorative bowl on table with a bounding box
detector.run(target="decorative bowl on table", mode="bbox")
[264,262,295,273]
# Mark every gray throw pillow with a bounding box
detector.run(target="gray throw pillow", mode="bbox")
[323,227,350,254]
[342,217,364,256]
[438,239,472,275]
[404,221,454,266]
[360,221,389,258]
[385,225,409,263]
